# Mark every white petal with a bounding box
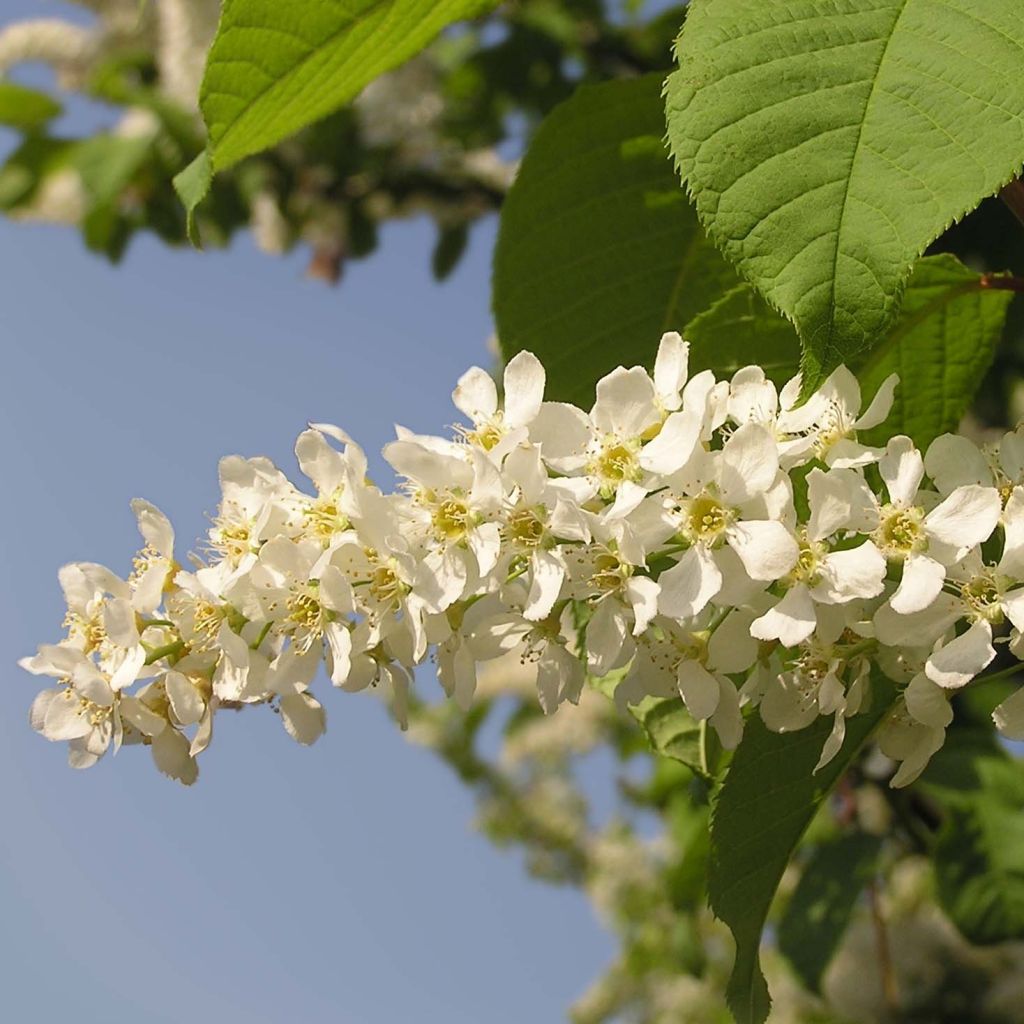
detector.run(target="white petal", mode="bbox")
[625,576,660,635]
[452,365,498,422]
[925,620,995,689]
[717,422,779,506]
[726,520,798,582]
[812,542,886,603]
[191,703,215,757]
[654,332,689,409]
[295,428,346,495]
[854,373,898,430]
[43,690,93,741]
[103,598,139,648]
[880,436,924,507]
[325,622,352,686]
[889,554,945,615]
[638,410,701,478]
[707,609,759,674]
[586,599,629,676]
[806,467,878,540]
[591,366,658,439]
[750,586,816,647]
[151,728,198,785]
[924,433,992,493]
[676,660,721,721]
[279,692,327,745]
[29,689,57,734]
[710,675,744,750]
[1001,486,1024,578]
[503,351,545,428]
[815,712,848,772]
[905,673,953,728]
[1004,588,1024,632]
[383,438,471,492]
[131,499,174,558]
[523,549,565,621]
[119,695,168,737]
[657,545,722,619]
[165,670,204,726]
[993,687,1024,741]
[529,402,592,468]
[925,484,1001,555]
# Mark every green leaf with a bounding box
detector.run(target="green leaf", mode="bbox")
[590,672,720,778]
[666,0,1024,386]
[0,136,75,211]
[777,831,881,992]
[200,0,499,173]
[432,223,469,281]
[71,135,154,208]
[0,82,61,130]
[635,697,723,778]
[709,676,895,1024]
[494,73,741,406]
[922,729,1024,945]
[683,284,800,385]
[855,254,1016,449]
[172,151,212,246]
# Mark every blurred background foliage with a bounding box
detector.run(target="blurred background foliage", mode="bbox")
[3,2,1024,1021]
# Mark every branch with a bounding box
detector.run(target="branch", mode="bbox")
[1001,179,1024,229]
[979,273,1024,293]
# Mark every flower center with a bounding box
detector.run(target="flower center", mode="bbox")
[960,573,1003,623]
[429,495,472,541]
[467,420,505,452]
[683,494,733,544]
[787,535,828,587]
[64,611,106,654]
[210,515,253,566]
[590,436,641,492]
[590,550,632,594]
[368,562,407,608]
[874,504,926,559]
[303,490,349,542]
[283,584,324,652]
[506,506,547,548]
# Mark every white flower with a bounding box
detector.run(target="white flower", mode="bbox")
[294,422,367,545]
[867,436,1001,615]
[750,467,886,647]
[657,422,799,619]
[777,365,898,467]
[452,350,545,457]
[621,613,750,750]
[528,338,702,497]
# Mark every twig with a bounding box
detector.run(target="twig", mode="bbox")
[980,273,1024,293]
[868,880,900,1014]
[1000,179,1024,229]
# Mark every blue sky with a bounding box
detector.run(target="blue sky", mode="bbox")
[0,25,618,1021]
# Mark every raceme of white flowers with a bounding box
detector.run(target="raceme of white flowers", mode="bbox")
[21,334,1024,786]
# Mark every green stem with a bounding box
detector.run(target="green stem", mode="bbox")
[144,640,185,665]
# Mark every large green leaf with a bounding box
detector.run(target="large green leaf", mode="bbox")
[201,0,498,172]
[777,831,881,992]
[494,74,742,406]
[922,729,1024,945]
[666,0,1024,385]
[709,677,895,1024]
[856,254,1016,449]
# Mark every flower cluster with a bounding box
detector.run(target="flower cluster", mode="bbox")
[21,335,1024,785]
